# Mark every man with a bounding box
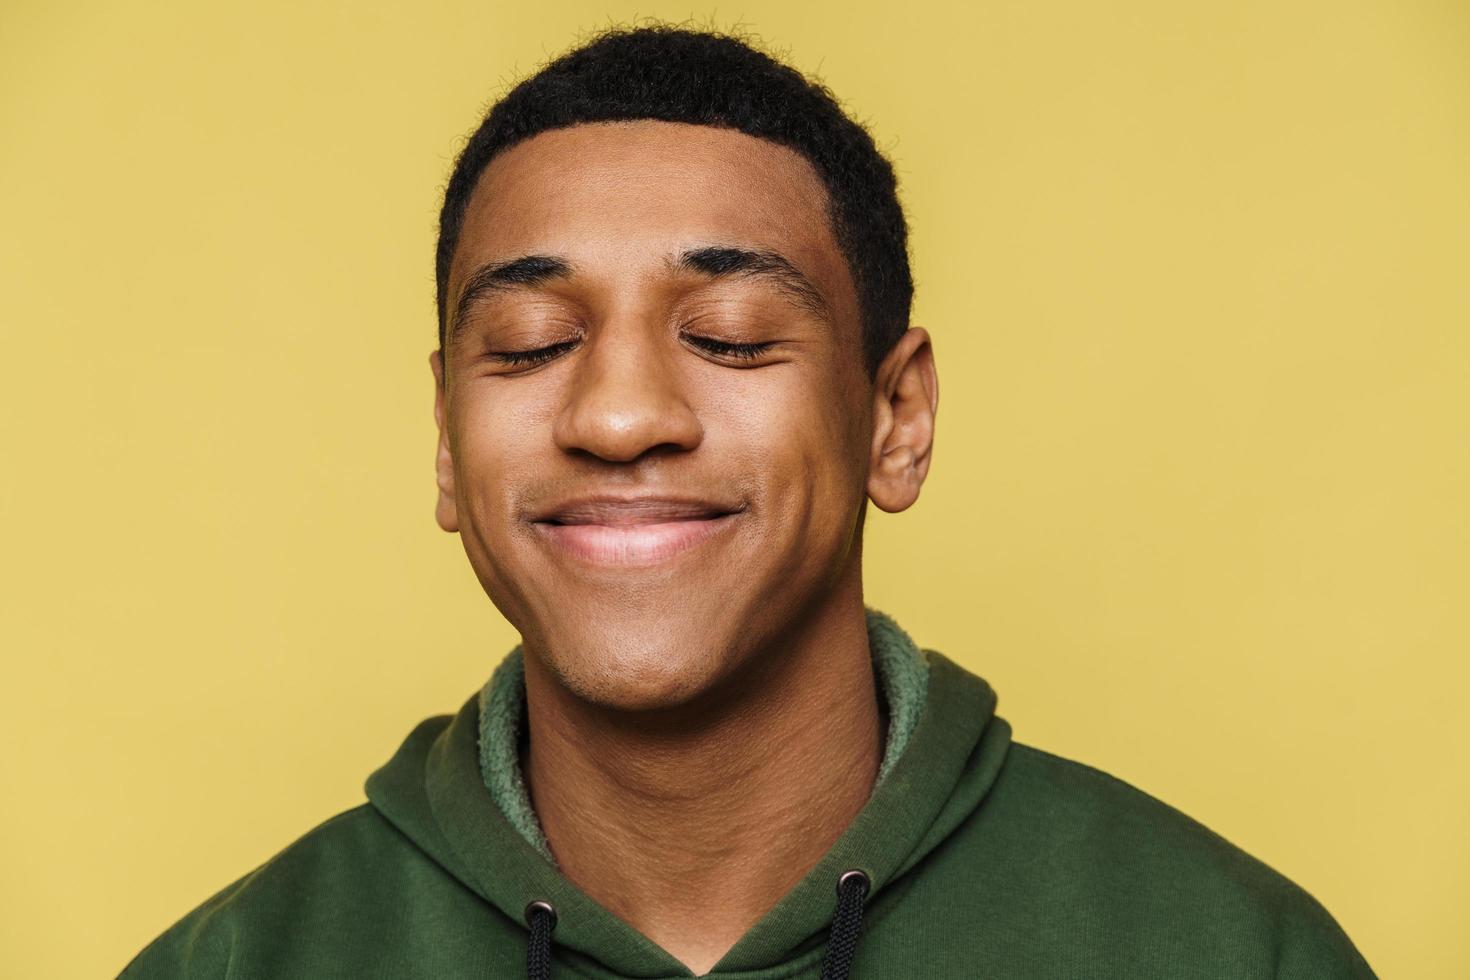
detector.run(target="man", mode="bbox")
[121,26,1374,979]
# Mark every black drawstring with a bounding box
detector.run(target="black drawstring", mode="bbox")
[524,900,556,980]
[520,868,871,979]
[819,869,871,980]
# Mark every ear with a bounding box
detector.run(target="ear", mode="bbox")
[429,349,459,533]
[866,327,938,513]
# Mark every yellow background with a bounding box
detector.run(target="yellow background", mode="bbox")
[3,1,1466,976]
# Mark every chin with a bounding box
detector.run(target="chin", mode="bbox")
[513,579,761,710]
[542,626,733,714]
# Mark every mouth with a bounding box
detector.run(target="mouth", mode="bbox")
[530,497,745,567]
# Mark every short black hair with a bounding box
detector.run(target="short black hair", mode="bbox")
[435,25,913,377]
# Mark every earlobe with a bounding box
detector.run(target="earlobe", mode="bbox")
[429,349,459,533]
[866,328,938,514]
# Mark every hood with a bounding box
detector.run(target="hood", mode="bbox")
[365,608,1011,977]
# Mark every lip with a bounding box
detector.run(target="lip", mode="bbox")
[530,495,744,566]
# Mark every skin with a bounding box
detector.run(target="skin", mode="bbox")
[429,120,938,975]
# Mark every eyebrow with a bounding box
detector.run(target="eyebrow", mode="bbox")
[446,244,831,346]
[448,254,572,345]
[675,245,831,320]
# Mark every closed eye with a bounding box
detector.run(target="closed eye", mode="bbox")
[683,334,776,361]
[488,334,776,368]
[490,339,578,366]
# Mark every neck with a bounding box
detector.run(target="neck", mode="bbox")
[520,589,881,976]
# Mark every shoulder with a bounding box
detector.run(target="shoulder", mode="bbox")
[975,742,1376,977]
[117,804,417,979]
[998,743,1308,889]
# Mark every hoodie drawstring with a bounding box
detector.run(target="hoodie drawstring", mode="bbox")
[522,868,871,980]
[524,900,556,980]
[818,869,871,980]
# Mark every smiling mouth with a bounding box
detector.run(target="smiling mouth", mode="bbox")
[532,509,743,566]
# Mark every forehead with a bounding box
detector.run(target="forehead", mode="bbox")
[450,120,856,314]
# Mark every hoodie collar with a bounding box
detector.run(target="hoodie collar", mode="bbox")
[477,606,931,863]
[365,608,1010,978]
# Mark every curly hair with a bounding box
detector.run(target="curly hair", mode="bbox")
[434,25,913,377]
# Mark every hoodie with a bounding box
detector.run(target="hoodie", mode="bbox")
[119,608,1375,978]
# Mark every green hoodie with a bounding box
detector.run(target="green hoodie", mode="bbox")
[119,608,1375,978]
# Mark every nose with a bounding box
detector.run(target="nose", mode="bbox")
[551,318,703,463]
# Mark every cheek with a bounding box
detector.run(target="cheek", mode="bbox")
[449,387,547,543]
[720,367,868,525]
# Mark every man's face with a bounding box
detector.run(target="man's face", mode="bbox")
[433,120,878,711]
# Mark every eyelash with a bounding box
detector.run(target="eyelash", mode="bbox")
[688,336,774,361]
[490,335,775,366]
[494,339,577,366]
